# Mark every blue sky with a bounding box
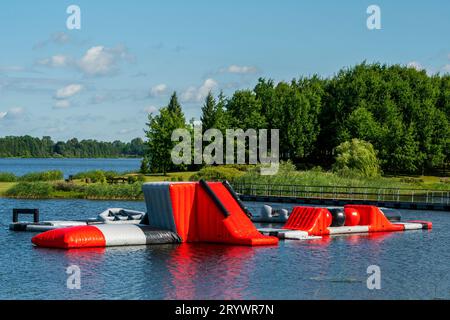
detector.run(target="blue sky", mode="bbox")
[1,0,449,142]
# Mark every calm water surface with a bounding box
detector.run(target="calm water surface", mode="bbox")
[0,158,141,177]
[0,199,449,300]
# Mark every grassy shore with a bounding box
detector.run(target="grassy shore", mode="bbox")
[0,171,197,200]
[0,182,15,195]
[0,167,449,200]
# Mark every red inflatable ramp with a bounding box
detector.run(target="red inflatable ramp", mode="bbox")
[32,226,106,249]
[195,181,278,246]
[344,205,404,232]
[283,207,332,236]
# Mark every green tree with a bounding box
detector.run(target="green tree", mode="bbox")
[145,108,175,175]
[333,139,381,177]
[0,136,144,158]
[140,156,150,174]
[144,93,187,174]
[200,91,217,132]
[167,92,183,117]
[214,91,228,133]
[225,90,267,129]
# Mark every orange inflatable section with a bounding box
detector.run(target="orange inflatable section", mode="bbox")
[283,207,332,236]
[344,205,404,232]
[31,226,106,249]
[196,182,278,246]
[169,183,197,242]
[169,182,278,246]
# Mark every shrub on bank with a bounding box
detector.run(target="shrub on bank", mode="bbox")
[233,161,403,190]
[73,170,119,183]
[0,170,64,182]
[83,182,143,200]
[5,182,54,198]
[19,170,64,182]
[53,181,85,193]
[332,139,381,178]
[189,166,245,182]
[0,172,17,182]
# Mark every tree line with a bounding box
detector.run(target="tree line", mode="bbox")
[0,136,145,158]
[144,62,450,175]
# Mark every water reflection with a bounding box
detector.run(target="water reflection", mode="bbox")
[160,244,255,300]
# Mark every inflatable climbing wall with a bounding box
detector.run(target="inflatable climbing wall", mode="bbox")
[142,181,278,246]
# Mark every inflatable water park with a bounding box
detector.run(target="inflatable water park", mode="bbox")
[10,180,432,249]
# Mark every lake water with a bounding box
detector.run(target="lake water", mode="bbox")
[0,158,141,177]
[0,198,449,300]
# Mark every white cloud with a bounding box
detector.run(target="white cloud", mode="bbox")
[38,55,70,68]
[0,66,27,73]
[33,32,72,49]
[181,78,218,102]
[51,32,70,44]
[117,128,138,135]
[78,46,114,76]
[407,61,423,71]
[34,44,132,77]
[54,100,71,109]
[45,126,66,134]
[442,65,450,73]
[55,84,83,99]
[143,105,158,114]
[7,107,24,117]
[222,65,258,74]
[0,107,25,120]
[78,45,131,76]
[150,84,168,97]
[90,94,109,104]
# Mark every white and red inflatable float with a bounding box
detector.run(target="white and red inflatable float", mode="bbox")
[259,205,432,240]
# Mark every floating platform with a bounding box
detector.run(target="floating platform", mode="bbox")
[10,220,90,232]
[27,182,433,250]
[250,205,402,224]
[10,208,144,232]
[258,205,432,240]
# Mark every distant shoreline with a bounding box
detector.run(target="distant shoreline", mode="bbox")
[0,157,142,160]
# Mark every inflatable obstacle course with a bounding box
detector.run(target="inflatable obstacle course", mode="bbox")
[32,181,278,249]
[251,205,290,223]
[259,204,432,239]
[10,208,144,232]
[248,205,401,224]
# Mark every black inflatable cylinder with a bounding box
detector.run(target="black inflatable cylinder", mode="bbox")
[329,208,346,227]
